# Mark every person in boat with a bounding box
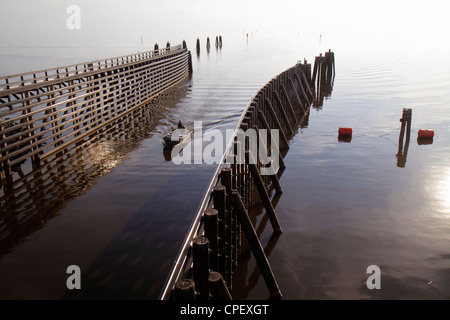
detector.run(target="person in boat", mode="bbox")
[178,120,184,129]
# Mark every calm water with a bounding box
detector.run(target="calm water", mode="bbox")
[1,5,450,299]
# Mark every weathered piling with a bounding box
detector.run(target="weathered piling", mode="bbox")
[209,271,233,300]
[174,279,196,300]
[312,50,335,107]
[220,167,234,288]
[246,151,282,234]
[213,185,227,278]
[206,37,211,52]
[193,236,210,300]
[196,38,200,55]
[204,208,218,271]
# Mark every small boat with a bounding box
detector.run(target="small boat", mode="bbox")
[163,128,192,147]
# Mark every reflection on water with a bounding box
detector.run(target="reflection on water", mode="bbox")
[248,45,450,300]
[0,95,177,258]
[396,108,412,168]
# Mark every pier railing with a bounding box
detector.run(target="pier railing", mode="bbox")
[159,51,334,300]
[0,44,192,185]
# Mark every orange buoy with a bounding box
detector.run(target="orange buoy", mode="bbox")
[418,129,434,139]
[338,127,352,136]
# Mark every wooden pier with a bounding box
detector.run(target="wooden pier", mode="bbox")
[159,51,335,300]
[0,43,192,189]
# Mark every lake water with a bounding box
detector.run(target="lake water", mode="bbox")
[1,1,450,300]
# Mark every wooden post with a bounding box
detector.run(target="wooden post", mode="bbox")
[193,237,210,300]
[174,279,196,300]
[204,208,218,272]
[209,271,233,300]
[270,171,283,195]
[288,78,305,112]
[213,185,226,279]
[188,51,193,76]
[196,38,200,55]
[299,69,314,102]
[264,98,289,150]
[257,111,286,170]
[294,73,310,104]
[232,191,282,299]
[281,83,303,116]
[221,167,233,287]
[273,91,294,134]
[246,151,282,234]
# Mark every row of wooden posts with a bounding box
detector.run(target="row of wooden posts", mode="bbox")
[196,36,223,55]
[162,51,335,300]
[0,43,192,189]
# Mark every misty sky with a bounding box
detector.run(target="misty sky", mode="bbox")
[1,0,448,48]
[0,0,449,74]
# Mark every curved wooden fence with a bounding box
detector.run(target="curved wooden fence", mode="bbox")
[0,44,192,186]
[159,52,334,300]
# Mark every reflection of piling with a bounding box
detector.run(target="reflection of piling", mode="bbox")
[397,108,412,168]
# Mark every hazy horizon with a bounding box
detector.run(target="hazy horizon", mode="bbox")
[1,0,449,75]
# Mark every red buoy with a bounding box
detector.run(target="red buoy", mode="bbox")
[338,127,352,136]
[418,129,434,139]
